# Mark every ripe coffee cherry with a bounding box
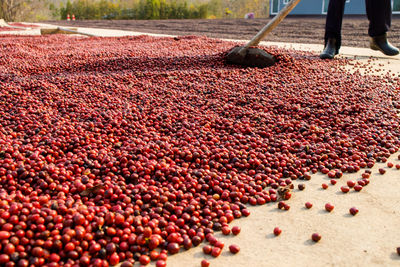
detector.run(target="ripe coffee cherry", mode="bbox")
[221,226,231,235]
[341,186,350,193]
[203,245,212,255]
[349,207,359,216]
[321,183,328,189]
[156,260,167,267]
[211,247,222,257]
[354,185,363,192]
[298,184,305,190]
[139,255,150,265]
[305,202,313,209]
[201,260,210,267]
[379,168,386,174]
[347,181,356,188]
[167,242,180,254]
[325,203,334,212]
[231,226,241,235]
[273,227,282,236]
[229,244,240,254]
[311,233,321,242]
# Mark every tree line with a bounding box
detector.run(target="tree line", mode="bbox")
[57,0,209,20]
[2,0,268,21]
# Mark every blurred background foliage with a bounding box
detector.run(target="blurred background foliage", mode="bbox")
[1,0,269,21]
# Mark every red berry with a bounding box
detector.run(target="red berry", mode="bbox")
[354,185,363,192]
[167,242,180,254]
[202,245,212,255]
[201,259,210,267]
[330,179,337,185]
[322,183,328,189]
[211,247,222,257]
[231,226,241,235]
[156,260,167,267]
[341,186,350,193]
[349,207,359,216]
[110,252,120,266]
[311,233,321,242]
[387,162,393,168]
[273,227,282,236]
[395,164,400,169]
[0,231,10,240]
[214,240,224,249]
[0,254,10,264]
[325,203,334,212]
[221,226,231,235]
[229,244,240,254]
[298,184,305,190]
[139,255,150,265]
[379,168,386,174]
[347,180,356,188]
[305,202,313,209]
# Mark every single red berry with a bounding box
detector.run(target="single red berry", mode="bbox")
[221,226,230,235]
[341,186,350,193]
[347,180,356,188]
[278,201,285,209]
[395,164,400,170]
[379,168,386,174]
[201,259,210,267]
[330,179,337,185]
[110,252,120,266]
[349,207,359,216]
[273,227,282,236]
[231,226,241,235]
[202,245,212,255]
[312,233,321,242]
[211,247,222,257]
[354,185,363,192]
[325,203,334,212]
[156,260,167,267]
[214,240,224,249]
[139,255,150,265]
[305,202,313,209]
[321,183,328,189]
[387,162,393,168]
[229,244,240,254]
[298,184,305,190]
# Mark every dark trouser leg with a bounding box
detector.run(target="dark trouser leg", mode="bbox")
[324,0,346,51]
[365,0,391,37]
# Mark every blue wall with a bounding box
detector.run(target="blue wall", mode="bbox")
[271,0,367,15]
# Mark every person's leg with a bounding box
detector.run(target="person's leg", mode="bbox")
[366,0,391,37]
[324,0,346,51]
[321,0,346,59]
[366,0,399,55]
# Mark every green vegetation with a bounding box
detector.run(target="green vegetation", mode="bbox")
[1,0,269,21]
[59,0,209,20]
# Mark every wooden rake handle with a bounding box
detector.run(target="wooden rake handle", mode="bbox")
[238,0,302,54]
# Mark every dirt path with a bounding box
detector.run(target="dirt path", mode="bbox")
[46,16,400,48]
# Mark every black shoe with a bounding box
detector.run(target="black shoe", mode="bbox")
[370,33,399,56]
[320,38,338,59]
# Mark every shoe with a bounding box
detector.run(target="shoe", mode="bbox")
[370,33,399,56]
[320,38,338,59]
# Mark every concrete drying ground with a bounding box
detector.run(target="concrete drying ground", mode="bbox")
[2,24,400,267]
